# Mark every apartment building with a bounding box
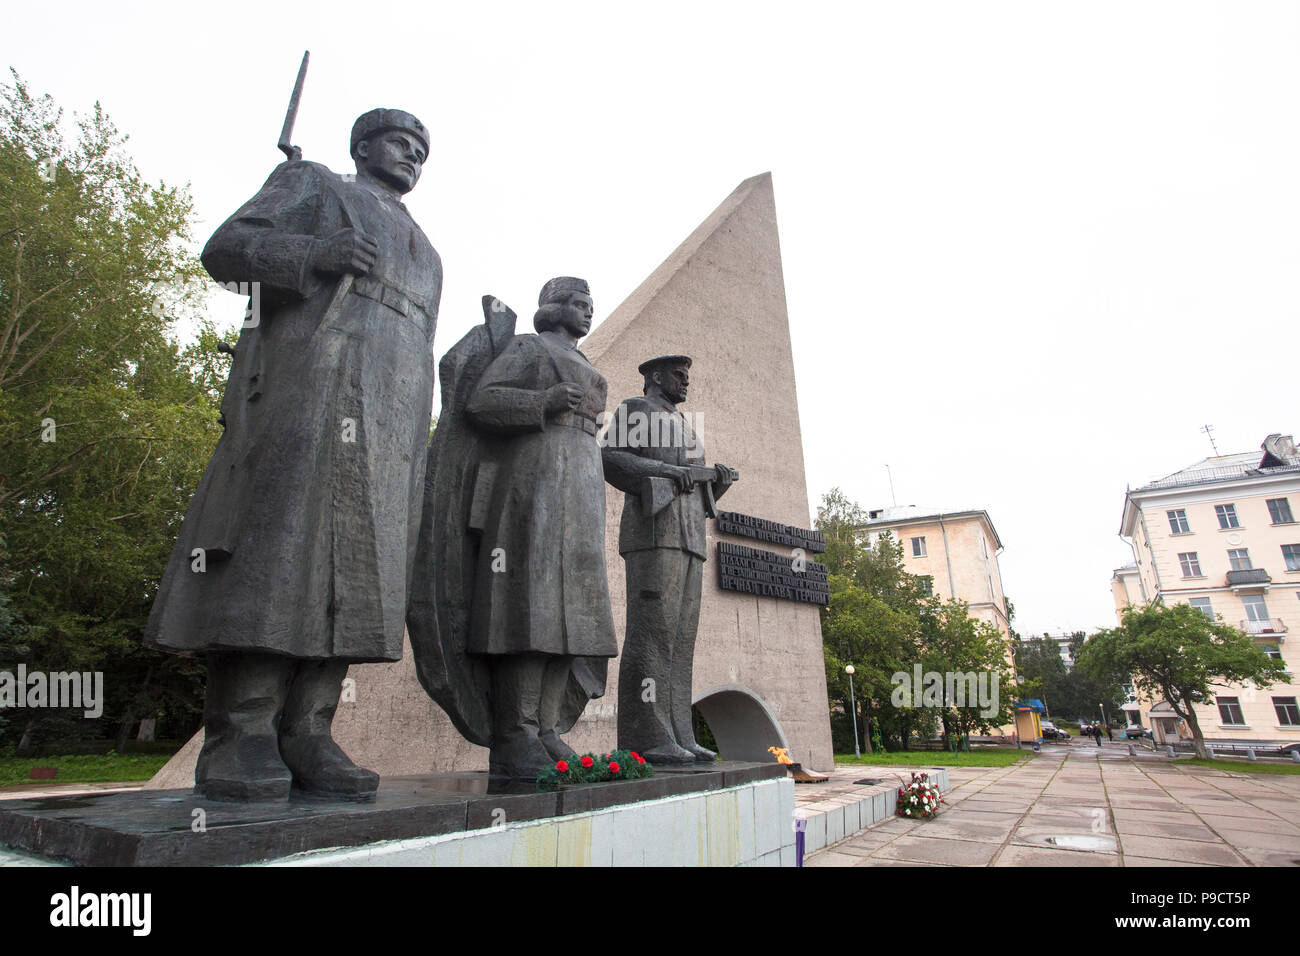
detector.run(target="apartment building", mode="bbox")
[861,506,1013,644]
[1038,633,1079,670]
[1113,433,1300,746]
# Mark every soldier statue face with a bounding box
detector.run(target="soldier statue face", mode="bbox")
[355,130,427,194]
[655,363,690,404]
[558,292,594,340]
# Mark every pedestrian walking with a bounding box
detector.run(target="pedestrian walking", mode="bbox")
[1094,724,1102,747]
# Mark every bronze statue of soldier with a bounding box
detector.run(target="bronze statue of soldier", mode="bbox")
[144,108,441,800]
[408,278,618,779]
[602,355,737,763]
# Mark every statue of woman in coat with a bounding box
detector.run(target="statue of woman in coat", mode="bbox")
[407,277,617,778]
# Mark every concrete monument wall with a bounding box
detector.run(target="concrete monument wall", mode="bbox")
[574,172,833,770]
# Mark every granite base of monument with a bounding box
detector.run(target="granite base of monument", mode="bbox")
[0,762,789,867]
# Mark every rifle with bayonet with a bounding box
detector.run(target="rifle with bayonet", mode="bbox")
[272,51,357,326]
[640,464,739,519]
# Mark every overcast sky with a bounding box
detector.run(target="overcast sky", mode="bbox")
[4,1,1297,638]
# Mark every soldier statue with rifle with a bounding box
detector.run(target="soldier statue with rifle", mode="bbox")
[602,355,738,763]
[145,53,441,800]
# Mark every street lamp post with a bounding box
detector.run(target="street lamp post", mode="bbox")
[846,665,861,758]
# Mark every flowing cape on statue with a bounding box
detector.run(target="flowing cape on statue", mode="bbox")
[406,296,607,747]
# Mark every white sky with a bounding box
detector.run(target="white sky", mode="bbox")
[4,1,1298,638]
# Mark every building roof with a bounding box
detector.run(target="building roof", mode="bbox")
[1134,453,1300,493]
[1120,433,1300,537]
[861,505,1003,551]
[1131,434,1300,494]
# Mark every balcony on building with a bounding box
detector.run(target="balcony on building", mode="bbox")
[1239,618,1287,639]
[1226,568,1271,591]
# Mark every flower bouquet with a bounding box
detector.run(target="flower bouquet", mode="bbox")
[536,749,653,791]
[895,771,944,820]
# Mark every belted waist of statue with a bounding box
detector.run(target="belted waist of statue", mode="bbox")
[351,275,433,322]
[552,411,599,436]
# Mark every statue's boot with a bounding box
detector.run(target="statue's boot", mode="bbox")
[680,739,717,762]
[196,653,295,801]
[670,697,715,763]
[538,655,577,762]
[278,660,378,797]
[489,655,553,778]
[639,742,698,764]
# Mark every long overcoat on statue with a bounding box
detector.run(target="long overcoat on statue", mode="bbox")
[406,311,615,746]
[463,333,618,658]
[144,160,441,662]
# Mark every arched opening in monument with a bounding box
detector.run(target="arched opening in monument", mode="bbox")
[692,686,789,763]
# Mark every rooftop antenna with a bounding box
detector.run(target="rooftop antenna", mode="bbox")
[1200,424,1220,457]
[884,464,897,507]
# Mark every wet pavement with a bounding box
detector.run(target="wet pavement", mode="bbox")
[805,740,1300,867]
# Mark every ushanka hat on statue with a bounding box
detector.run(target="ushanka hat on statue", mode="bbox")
[350,109,429,157]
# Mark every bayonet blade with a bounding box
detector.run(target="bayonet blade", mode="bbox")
[278,50,310,160]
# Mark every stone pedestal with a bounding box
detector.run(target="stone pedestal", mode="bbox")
[0,762,787,867]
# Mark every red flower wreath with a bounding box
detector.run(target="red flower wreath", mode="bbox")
[581,755,594,769]
[555,760,569,773]
[631,752,645,764]
[609,761,620,774]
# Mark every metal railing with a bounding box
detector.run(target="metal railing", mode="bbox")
[1240,618,1288,635]
[1227,568,1271,588]
[1137,462,1300,491]
[1168,739,1299,758]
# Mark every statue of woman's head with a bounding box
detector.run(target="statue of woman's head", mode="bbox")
[534,277,594,339]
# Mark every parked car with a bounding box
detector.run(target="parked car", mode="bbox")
[1124,724,1151,739]
[1041,721,1070,741]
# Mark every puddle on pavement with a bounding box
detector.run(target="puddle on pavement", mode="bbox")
[1042,834,1117,852]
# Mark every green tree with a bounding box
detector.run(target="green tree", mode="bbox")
[817,489,928,752]
[1013,635,1067,715]
[0,72,229,751]
[1056,631,1124,723]
[816,490,1018,752]
[921,599,1017,745]
[1077,603,1289,758]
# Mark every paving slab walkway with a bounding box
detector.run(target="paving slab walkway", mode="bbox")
[805,741,1300,867]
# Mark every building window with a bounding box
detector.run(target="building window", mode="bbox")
[1242,594,1271,630]
[918,575,933,596]
[1167,509,1190,534]
[1178,552,1202,577]
[1283,544,1300,572]
[1267,497,1295,525]
[1275,697,1300,727]
[1188,597,1215,620]
[1228,548,1252,571]
[1267,648,1284,662]
[1215,503,1240,529]
[911,536,926,557]
[1216,696,1245,725]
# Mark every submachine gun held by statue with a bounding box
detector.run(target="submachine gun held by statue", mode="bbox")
[640,465,739,520]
